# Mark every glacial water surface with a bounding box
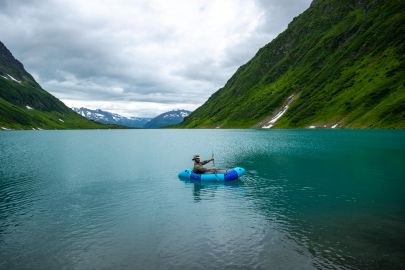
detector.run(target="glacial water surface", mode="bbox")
[0,129,404,270]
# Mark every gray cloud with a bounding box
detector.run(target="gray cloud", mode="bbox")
[0,0,311,116]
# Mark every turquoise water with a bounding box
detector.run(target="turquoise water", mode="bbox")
[0,129,404,269]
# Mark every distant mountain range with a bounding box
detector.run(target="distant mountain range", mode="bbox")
[0,41,115,130]
[143,109,190,128]
[73,108,190,128]
[180,0,405,128]
[72,107,151,128]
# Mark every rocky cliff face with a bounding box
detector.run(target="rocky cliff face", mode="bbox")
[0,41,26,78]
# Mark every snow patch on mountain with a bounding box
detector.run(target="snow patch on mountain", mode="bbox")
[261,95,294,128]
[144,109,191,128]
[262,104,289,128]
[7,74,21,84]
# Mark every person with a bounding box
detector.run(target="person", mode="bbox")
[192,154,215,174]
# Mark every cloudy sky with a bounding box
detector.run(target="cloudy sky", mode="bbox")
[0,0,311,117]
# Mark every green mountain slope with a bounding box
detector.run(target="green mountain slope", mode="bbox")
[0,41,117,130]
[180,0,405,128]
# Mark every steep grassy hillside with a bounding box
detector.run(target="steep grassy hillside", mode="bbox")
[180,0,405,128]
[0,41,118,130]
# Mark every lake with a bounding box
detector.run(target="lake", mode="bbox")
[0,129,404,269]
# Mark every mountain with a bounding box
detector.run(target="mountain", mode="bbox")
[0,41,115,130]
[72,107,151,128]
[144,109,191,128]
[72,107,190,128]
[180,0,405,128]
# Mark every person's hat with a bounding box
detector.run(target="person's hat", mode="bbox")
[192,154,200,161]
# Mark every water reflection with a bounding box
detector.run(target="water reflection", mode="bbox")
[1,130,404,270]
[180,179,245,202]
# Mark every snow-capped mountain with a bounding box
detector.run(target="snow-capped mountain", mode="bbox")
[144,109,191,128]
[72,107,151,128]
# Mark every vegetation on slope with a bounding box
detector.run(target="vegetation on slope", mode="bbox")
[0,97,116,130]
[0,41,119,130]
[180,0,405,128]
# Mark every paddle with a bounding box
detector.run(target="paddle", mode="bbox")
[212,151,216,168]
[212,151,219,179]
[211,152,228,173]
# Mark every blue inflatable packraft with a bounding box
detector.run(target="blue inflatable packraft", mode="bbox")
[178,167,245,181]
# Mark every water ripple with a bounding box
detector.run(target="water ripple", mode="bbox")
[1,130,404,269]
